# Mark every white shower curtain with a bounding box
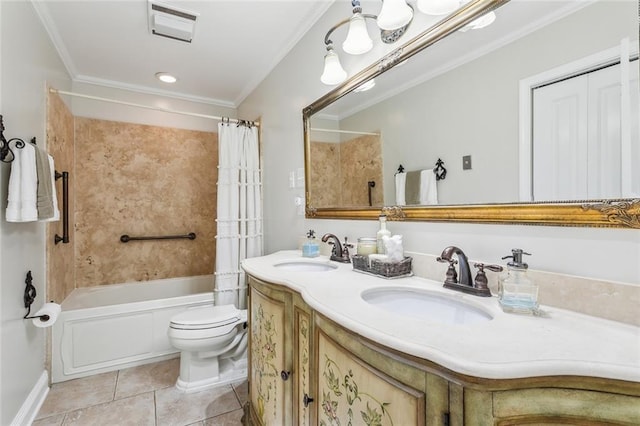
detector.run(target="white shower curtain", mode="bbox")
[214,121,262,309]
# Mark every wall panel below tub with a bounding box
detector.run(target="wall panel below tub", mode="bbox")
[74,117,217,287]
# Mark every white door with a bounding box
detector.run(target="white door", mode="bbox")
[532,60,639,201]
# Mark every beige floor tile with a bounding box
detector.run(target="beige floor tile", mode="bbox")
[36,372,117,419]
[115,358,179,399]
[155,385,241,426]
[203,408,244,426]
[62,392,155,426]
[32,413,65,426]
[231,381,248,406]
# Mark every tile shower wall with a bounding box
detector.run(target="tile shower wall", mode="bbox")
[47,92,75,303]
[74,118,218,287]
[310,134,382,207]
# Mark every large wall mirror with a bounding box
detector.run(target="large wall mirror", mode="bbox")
[303,0,640,228]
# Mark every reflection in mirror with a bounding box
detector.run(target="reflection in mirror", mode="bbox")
[307,0,638,210]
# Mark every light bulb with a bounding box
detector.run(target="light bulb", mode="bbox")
[342,14,373,55]
[417,0,460,16]
[320,49,347,85]
[377,0,413,31]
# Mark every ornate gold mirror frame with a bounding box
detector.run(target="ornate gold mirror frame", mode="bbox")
[303,0,640,229]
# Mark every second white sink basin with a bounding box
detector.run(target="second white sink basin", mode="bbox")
[362,287,493,325]
[274,260,337,272]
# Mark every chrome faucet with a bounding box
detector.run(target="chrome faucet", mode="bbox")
[321,233,352,263]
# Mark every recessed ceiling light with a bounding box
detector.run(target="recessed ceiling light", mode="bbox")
[155,72,177,83]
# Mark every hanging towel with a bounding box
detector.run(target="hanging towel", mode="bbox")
[34,145,55,220]
[6,142,38,222]
[395,172,406,205]
[42,155,60,222]
[419,169,438,205]
[404,170,422,205]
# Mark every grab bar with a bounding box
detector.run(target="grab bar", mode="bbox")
[54,171,69,244]
[120,232,196,243]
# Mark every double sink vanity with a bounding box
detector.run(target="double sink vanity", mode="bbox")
[242,250,640,425]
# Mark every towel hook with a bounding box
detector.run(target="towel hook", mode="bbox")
[0,115,35,164]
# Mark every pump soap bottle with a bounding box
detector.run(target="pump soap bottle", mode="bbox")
[302,230,319,258]
[376,215,391,254]
[499,249,538,314]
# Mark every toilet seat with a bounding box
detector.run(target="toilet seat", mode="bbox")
[170,305,244,331]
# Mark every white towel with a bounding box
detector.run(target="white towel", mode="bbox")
[42,155,60,222]
[419,169,438,205]
[395,172,406,205]
[6,142,38,222]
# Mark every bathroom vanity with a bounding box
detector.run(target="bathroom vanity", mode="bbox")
[242,251,640,426]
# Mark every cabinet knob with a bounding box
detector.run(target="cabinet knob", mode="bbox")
[303,394,314,407]
[280,370,291,381]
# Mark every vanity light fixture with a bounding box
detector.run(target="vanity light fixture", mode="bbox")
[460,10,496,31]
[377,0,414,31]
[320,0,414,85]
[354,79,376,92]
[155,72,177,83]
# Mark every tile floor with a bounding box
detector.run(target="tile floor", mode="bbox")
[33,358,247,426]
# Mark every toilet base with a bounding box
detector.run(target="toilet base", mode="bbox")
[176,355,248,393]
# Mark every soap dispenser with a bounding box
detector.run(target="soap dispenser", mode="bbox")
[302,230,320,258]
[499,249,538,314]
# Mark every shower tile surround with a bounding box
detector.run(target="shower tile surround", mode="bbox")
[310,134,383,208]
[33,358,247,426]
[73,117,218,287]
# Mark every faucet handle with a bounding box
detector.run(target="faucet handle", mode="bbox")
[437,256,458,285]
[473,263,503,293]
[342,236,353,249]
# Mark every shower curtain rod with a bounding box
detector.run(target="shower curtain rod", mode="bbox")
[49,88,259,127]
[310,127,379,136]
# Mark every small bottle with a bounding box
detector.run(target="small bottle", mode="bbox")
[499,249,538,315]
[357,237,377,256]
[376,215,391,254]
[302,230,319,258]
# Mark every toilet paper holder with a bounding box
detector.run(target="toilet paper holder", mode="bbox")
[23,271,52,321]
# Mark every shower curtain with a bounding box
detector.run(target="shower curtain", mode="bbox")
[214,121,262,309]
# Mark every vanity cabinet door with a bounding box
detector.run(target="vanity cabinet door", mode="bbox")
[315,330,426,426]
[248,278,291,426]
[293,297,313,425]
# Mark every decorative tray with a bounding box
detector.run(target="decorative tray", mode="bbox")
[351,255,413,279]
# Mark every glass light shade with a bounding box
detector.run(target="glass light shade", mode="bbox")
[354,79,376,93]
[342,14,373,55]
[376,0,413,31]
[320,50,347,85]
[417,0,459,16]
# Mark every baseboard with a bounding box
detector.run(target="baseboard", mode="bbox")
[11,370,49,426]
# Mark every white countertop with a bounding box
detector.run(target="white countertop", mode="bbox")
[242,250,640,382]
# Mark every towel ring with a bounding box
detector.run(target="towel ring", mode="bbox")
[434,158,446,181]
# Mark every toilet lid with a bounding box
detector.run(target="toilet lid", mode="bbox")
[170,305,242,330]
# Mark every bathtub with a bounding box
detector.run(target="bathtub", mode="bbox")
[51,275,214,383]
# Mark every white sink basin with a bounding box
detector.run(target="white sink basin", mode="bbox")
[362,287,493,325]
[273,260,337,272]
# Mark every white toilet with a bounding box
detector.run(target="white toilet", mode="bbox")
[168,304,248,393]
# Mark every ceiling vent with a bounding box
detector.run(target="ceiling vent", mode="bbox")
[148,0,199,43]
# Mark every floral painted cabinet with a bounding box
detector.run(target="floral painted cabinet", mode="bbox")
[247,277,314,426]
[316,331,425,426]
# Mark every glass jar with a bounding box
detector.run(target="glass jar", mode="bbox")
[357,237,377,256]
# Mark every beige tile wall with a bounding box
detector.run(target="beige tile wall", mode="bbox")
[74,118,218,287]
[310,135,383,208]
[46,92,75,303]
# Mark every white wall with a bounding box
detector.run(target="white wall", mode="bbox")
[239,1,640,285]
[0,2,72,424]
